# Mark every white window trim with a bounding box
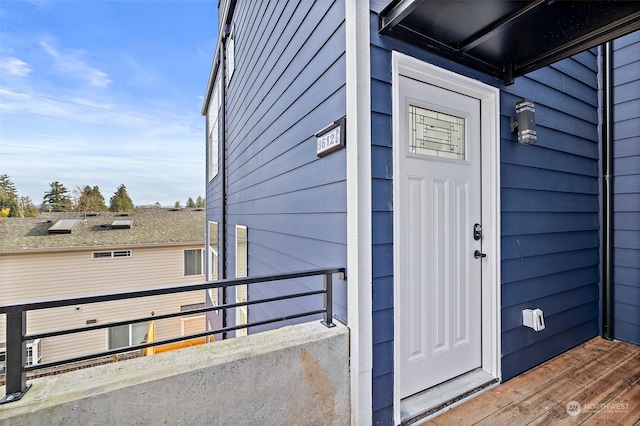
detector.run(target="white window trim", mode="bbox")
[208,221,220,312]
[226,25,235,86]
[106,323,148,350]
[208,221,219,281]
[0,339,41,375]
[235,225,247,337]
[183,248,205,277]
[26,339,43,366]
[92,250,132,259]
[207,73,221,182]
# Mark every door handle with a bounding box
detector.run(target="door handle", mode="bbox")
[474,250,487,259]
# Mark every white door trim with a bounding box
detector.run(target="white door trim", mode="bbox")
[392,51,501,425]
[346,1,373,425]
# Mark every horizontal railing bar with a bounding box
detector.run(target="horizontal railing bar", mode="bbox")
[24,309,325,372]
[24,289,325,341]
[0,267,345,313]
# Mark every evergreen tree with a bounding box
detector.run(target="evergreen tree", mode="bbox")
[186,197,196,208]
[19,196,39,217]
[8,198,21,217]
[174,201,181,209]
[75,185,108,212]
[196,196,205,208]
[109,184,135,212]
[42,181,72,212]
[0,174,18,211]
[0,174,17,199]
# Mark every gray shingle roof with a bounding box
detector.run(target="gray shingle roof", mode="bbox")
[0,208,205,252]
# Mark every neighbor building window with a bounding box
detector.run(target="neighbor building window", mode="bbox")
[236,225,247,336]
[26,339,43,366]
[184,249,204,276]
[107,323,148,350]
[93,250,132,259]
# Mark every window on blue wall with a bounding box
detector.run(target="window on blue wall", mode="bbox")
[208,221,219,309]
[207,73,221,181]
[236,225,247,336]
[226,25,235,86]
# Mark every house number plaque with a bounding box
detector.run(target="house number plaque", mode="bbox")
[315,116,346,157]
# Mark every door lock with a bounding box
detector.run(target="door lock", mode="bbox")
[474,250,487,259]
[473,223,482,241]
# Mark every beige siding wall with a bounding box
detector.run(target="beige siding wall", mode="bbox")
[0,245,206,363]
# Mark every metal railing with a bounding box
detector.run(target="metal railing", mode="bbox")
[0,267,345,404]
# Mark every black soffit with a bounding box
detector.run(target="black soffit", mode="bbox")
[379,0,640,84]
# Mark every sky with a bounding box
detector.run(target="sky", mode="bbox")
[0,0,218,207]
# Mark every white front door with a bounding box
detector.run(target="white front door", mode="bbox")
[396,75,483,398]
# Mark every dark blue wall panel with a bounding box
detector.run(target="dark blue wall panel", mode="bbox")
[205,0,347,331]
[369,9,602,423]
[612,31,640,345]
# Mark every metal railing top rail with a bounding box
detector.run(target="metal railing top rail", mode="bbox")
[0,267,345,404]
[0,267,345,313]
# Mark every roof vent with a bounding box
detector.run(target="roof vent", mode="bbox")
[114,212,131,217]
[169,208,180,212]
[111,219,132,229]
[85,213,99,217]
[48,219,81,234]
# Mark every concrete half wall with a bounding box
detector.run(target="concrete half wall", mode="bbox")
[0,321,350,426]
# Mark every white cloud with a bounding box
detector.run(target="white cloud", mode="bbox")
[121,54,160,87]
[40,39,111,88]
[0,57,32,77]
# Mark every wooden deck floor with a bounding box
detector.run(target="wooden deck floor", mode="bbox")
[422,338,640,426]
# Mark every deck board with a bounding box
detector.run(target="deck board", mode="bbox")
[422,338,640,426]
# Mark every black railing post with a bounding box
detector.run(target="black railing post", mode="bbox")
[1,310,31,404]
[321,273,335,328]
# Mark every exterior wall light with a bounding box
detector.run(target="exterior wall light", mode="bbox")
[510,99,537,144]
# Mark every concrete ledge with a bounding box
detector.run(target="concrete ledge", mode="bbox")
[0,321,350,426]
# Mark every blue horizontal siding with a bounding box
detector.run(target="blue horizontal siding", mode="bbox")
[501,164,599,194]
[502,285,599,333]
[501,319,599,381]
[502,231,599,260]
[502,212,599,235]
[615,212,640,230]
[502,266,600,307]
[502,302,599,357]
[612,31,640,345]
[369,9,602,421]
[208,0,347,330]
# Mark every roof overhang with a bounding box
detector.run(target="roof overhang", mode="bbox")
[201,0,237,115]
[379,0,640,84]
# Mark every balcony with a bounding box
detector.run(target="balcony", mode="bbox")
[1,268,349,425]
[417,337,640,425]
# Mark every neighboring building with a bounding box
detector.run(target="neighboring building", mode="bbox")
[0,208,207,372]
[202,1,640,424]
